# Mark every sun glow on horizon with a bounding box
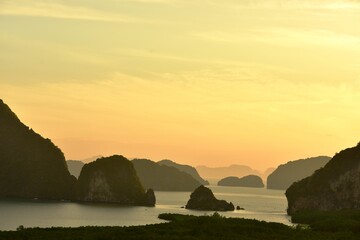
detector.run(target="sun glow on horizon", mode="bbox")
[1,0,360,170]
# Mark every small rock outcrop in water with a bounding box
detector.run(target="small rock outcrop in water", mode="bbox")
[185,185,234,211]
[77,155,155,206]
[267,156,331,190]
[286,143,360,215]
[218,175,264,188]
[0,99,76,200]
[144,188,156,207]
[158,159,209,185]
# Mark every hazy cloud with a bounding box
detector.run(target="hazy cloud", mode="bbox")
[202,0,360,10]
[194,28,360,49]
[0,0,140,22]
[122,0,176,3]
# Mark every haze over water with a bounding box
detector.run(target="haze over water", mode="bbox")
[0,186,288,231]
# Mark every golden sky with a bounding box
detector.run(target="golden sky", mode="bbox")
[1,0,360,171]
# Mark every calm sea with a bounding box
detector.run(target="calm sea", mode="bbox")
[0,186,290,230]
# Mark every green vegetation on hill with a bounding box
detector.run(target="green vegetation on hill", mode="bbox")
[286,143,360,215]
[267,156,330,190]
[218,175,264,188]
[132,159,201,191]
[291,210,360,233]
[77,155,155,206]
[1,213,359,240]
[0,99,76,200]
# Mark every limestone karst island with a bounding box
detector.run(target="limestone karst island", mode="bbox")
[1,0,360,239]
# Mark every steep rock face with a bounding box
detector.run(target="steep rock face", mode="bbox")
[286,144,360,215]
[185,185,234,211]
[144,188,156,207]
[66,160,85,178]
[0,100,76,200]
[158,160,209,185]
[218,175,264,188]
[132,159,201,191]
[77,155,155,206]
[267,156,331,190]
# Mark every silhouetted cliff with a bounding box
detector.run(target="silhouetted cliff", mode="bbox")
[77,155,155,206]
[267,156,331,190]
[132,159,201,191]
[218,175,264,188]
[158,159,209,185]
[186,185,234,211]
[0,99,76,200]
[286,143,360,215]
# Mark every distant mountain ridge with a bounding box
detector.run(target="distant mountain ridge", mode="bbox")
[133,159,201,191]
[66,160,85,178]
[158,159,209,185]
[267,156,331,190]
[0,99,76,200]
[218,175,264,188]
[80,155,103,163]
[196,165,261,181]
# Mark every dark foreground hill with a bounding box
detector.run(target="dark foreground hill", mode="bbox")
[77,155,155,206]
[286,143,360,215]
[158,159,209,185]
[132,159,201,191]
[1,213,359,240]
[267,156,331,190]
[0,99,76,200]
[218,175,264,188]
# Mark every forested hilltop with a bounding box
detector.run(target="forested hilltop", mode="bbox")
[286,143,360,215]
